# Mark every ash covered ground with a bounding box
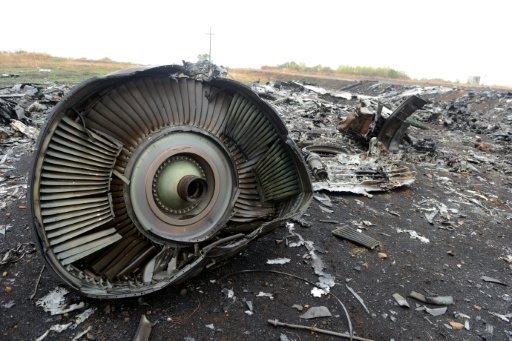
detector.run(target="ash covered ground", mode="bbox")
[0,78,511,340]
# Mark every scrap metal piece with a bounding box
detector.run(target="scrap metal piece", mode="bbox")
[332,226,380,249]
[306,152,328,180]
[392,293,410,308]
[299,306,332,319]
[133,314,152,341]
[481,276,507,286]
[417,305,448,317]
[409,291,454,305]
[312,146,416,197]
[377,95,428,151]
[29,64,312,298]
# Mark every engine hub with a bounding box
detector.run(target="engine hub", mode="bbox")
[125,129,237,243]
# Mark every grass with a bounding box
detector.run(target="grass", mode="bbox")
[0,51,139,85]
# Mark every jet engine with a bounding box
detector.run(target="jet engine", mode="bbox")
[29,64,312,298]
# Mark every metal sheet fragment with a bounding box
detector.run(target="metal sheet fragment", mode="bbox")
[36,323,72,341]
[133,314,152,341]
[332,226,380,249]
[392,293,410,308]
[481,276,507,286]
[287,223,335,296]
[416,305,448,317]
[377,95,428,151]
[266,258,291,265]
[409,291,453,305]
[311,140,416,196]
[299,306,332,319]
[396,229,430,243]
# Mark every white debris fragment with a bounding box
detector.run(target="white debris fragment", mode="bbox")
[488,311,511,322]
[73,307,96,327]
[311,287,326,297]
[256,292,274,300]
[288,240,304,248]
[481,276,507,286]
[10,119,39,140]
[0,224,12,236]
[1,300,15,309]
[280,333,291,341]
[396,228,430,243]
[416,305,447,317]
[313,193,333,207]
[205,324,215,330]
[36,290,85,315]
[36,323,72,341]
[424,210,438,224]
[36,287,70,315]
[392,293,410,308]
[287,223,336,296]
[286,222,304,248]
[266,258,291,265]
[319,205,334,214]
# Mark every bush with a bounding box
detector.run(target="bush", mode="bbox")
[274,61,409,79]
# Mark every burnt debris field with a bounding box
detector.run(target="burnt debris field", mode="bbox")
[1,70,511,340]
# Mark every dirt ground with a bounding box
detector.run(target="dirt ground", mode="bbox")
[0,77,511,341]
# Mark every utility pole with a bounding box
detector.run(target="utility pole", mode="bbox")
[205,27,215,66]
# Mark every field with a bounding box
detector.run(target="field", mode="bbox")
[0,51,138,85]
[3,51,509,90]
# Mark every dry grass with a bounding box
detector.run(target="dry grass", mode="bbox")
[0,51,136,69]
[0,51,139,84]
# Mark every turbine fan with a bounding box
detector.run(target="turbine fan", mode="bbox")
[30,65,312,298]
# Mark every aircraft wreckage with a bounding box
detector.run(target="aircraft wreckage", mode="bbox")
[29,64,313,298]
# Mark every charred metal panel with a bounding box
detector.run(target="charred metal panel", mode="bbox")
[377,95,428,151]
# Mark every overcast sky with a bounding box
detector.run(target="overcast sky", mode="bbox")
[3,0,510,86]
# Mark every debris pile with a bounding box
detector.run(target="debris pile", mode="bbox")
[0,70,511,340]
[0,83,70,211]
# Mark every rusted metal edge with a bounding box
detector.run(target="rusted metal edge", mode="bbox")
[377,95,428,151]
